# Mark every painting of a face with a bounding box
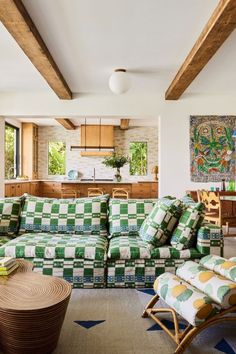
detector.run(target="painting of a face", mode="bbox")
[190,116,236,182]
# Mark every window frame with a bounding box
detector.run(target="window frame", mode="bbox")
[5,123,20,179]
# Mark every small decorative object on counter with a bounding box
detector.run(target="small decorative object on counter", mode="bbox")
[151,165,158,181]
[102,152,129,182]
[221,178,226,191]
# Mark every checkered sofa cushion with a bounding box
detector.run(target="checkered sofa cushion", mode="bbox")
[20,194,109,236]
[0,233,108,261]
[150,246,202,259]
[0,197,23,236]
[170,202,205,250]
[196,223,223,256]
[108,198,157,237]
[108,235,151,260]
[139,199,183,247]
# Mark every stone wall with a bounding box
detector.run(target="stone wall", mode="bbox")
[38,125,158,181]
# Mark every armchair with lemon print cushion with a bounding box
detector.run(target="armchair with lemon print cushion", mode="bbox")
[142,256,236,354]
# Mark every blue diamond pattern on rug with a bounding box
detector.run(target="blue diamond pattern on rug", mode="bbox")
[147,319,186,331]
[215,339,236,354]
[137,288,156,296]
[74,320,105,329]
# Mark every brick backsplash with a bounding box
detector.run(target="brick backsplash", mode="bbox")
[38,126,158,181]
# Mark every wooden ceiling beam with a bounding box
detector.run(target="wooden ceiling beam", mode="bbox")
[0,0,72,100]
[120,119,130,130]
[165,0,236,100]
[55,118,76,130]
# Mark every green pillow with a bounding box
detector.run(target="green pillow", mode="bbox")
[139,199,183,247]
[170,202,205,250]
[0,197,23,235]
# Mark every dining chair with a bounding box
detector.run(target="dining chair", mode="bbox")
[87,188,104,197]
[112,188,129,199]
[61,188,80,199]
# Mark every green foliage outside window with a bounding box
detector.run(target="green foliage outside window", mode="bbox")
[5,125,16,179]
[129,142,147,176]
[48,141,66,175]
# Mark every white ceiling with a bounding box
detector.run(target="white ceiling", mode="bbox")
[0,0,235,96]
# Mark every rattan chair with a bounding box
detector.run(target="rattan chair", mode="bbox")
[112,188,129,199]
[87,188,104,197]
[61,189,80,199]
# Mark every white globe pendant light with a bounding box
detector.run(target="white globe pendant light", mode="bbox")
[109,69,130,94]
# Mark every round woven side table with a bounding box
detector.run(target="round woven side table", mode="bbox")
[0,260,71,354]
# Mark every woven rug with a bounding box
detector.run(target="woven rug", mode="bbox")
[53,288,236,354]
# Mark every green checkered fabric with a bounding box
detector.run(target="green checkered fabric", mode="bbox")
[20,194,109,236]
[170,203,205,250]
[196,223,223,256]
[0,236,12,247]
[108,236,151,260]
[139,199,183,247]
[28,258,105,288]
[108,198,157,237]
[0,197,23,235]
[107,258,201,288]
[150,246,202,259]
[180,195,197,206]
[0,233,108,261]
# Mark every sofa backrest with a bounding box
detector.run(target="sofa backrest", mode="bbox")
[19,194,109,236]
[108,198,157,237]
[0,197,23,236]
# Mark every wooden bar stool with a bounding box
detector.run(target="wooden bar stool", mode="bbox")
[112,188,129,199]
[61,189,80,199]
[87,188,104,197]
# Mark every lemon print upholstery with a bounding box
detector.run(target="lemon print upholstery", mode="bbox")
[200,255,236,282]
[177,261,236,308]
[153,272,219,326]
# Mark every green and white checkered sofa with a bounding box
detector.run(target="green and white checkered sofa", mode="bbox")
[0,195,224,289]
[106,198,224,288]
[0,194,109,288]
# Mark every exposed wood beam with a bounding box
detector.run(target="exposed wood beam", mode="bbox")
[165,0,236,100]
[0,0,72,100]
[120,119,130,130]
[56,118,76,130]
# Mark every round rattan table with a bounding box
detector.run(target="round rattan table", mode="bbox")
[0,260,71,354]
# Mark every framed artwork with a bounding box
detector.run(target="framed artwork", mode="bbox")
[190,115,236,182]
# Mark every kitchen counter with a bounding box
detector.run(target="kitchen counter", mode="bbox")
[5,179,157,184]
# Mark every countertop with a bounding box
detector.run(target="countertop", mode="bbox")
[5,179,158,184]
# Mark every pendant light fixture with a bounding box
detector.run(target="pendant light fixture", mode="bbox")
[109,69,130,94]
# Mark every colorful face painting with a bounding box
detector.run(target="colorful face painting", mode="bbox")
[190,116,236,182]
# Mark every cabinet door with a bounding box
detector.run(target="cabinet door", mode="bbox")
[150,182,158,198]
[101,126,114,147]
[30,182,40,196]
[21,183,30,195]
[81,125,100,147]
[5,184,16,197]
[15,184,22,197]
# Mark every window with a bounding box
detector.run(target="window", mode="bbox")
[129,142,148,176]
[5,124,19,179]
[48,141,66,175]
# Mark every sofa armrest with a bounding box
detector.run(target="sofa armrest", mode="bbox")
[196,223,224,257]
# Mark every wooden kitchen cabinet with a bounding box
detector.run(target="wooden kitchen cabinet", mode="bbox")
[41,182,61,198]
[5,184,16,197]
[80,125,114,156]
[22,123,39,179]
[30,182,40,196]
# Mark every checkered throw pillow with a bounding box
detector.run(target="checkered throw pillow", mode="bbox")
[170,202,205,250]
[108,198,157,237]
[139,199,183,247]
[20,194,109,236]
[0,197,23,235]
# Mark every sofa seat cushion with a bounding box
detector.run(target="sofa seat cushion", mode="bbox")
[176,261,236,309]
[150,246,202,259]
[154,272,219,327]
[139,199,183,247]
[0,233,108,261]
[20,194,109,236]
[170,203,205,250]
[0,197,23,236]
[107,235,151,260]
[108,198,157,237]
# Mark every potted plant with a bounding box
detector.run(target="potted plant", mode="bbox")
[102,152,129,182]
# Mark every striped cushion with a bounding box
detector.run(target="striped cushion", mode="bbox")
[108,198,157,237]
[0,197,23,235]
[200,255,236,283]
[19,194,109,236]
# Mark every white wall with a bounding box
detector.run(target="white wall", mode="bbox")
[0,117,5,197]
[1,91,236,197]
